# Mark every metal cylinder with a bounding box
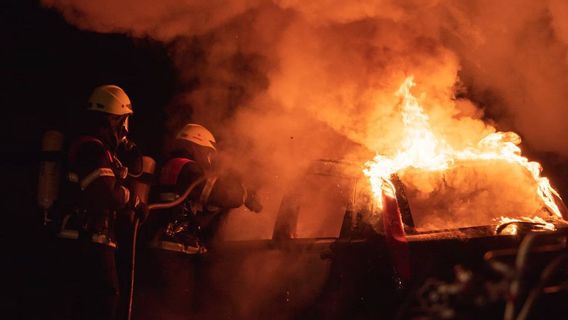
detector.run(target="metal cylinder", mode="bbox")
[37,130,64,210]
[130,156,156,203]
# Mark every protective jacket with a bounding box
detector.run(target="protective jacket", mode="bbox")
[58,136,135,247]
[152,156,247,253]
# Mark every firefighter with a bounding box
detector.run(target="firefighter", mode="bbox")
[140,123,261,317]
[152,123,262,254]
[57,84,147,320]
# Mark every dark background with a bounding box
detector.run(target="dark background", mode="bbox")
[1,1,176,313]
[1,0,177,223]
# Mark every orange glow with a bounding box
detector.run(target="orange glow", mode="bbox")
[364,76,562,222]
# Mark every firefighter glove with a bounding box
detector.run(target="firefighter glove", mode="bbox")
[245,189,263,213]
[117,140,143,176]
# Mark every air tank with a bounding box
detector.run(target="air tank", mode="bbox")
[37,130,64,224]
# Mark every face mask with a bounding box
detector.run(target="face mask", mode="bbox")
[103,115,130,149]
[195,147,216,170]
[116,116,130,145]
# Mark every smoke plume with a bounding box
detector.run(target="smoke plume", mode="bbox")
[41,0,568,155]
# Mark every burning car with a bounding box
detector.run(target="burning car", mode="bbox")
[134,77,568,319]
[133,155,568,320]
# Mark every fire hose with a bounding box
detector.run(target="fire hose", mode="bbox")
[36,131,206,319]
[503,232,542,320]
[516,254,567,320]
[503,231,567,320]
[127,177,206,320]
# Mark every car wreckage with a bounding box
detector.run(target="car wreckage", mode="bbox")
[131,159,568,320]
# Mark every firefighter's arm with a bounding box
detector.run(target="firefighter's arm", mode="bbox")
[209,175,263,212]
[75,142,131,209]
[243,188,263,213]
[177,162,262,212]
[177,161,209,201]
[117,140,144,177]
[85,177,131,208]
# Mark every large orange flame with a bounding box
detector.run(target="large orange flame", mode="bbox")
[364,76,562,221]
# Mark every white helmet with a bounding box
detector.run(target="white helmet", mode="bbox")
[176,124,216,151]
[88,85,133,116]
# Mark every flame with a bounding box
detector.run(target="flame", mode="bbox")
[364,76,562,221]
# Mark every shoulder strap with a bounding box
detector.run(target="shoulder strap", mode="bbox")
[159,157,194,186]
[68,136,112,164]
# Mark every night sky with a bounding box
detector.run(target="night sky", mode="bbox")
[2,0,176,155]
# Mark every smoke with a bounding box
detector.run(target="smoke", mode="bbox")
[41,0,568,155]
[442,0,568,156]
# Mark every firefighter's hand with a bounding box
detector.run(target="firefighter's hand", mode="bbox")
[245,190,263,213]
[135,201,150,223]
[117,140,143,176]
